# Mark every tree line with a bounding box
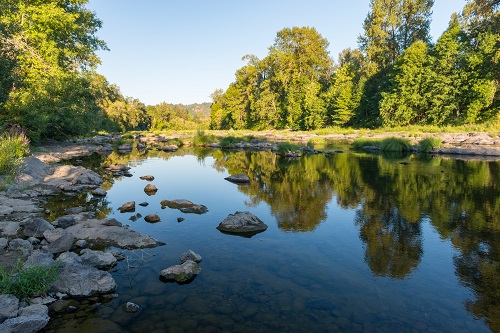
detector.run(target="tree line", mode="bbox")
[210,0,499,130]
[0,0,208,143]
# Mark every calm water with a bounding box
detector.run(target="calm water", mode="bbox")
[43,147,500,333]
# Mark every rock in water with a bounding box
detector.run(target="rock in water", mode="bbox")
[160,199,208,214]
[179,249,202,263]
[144,184,158,195]
[216,211,268,237]
[224,174,250,184]
[139,175,155,181]
[144,214,161,223]
[118,201,135,213]
[160,260,201,283]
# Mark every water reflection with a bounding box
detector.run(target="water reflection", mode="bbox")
[44,147,500,332]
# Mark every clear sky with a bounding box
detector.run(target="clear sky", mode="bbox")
[86,0,467,105]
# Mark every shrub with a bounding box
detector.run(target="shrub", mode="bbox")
[352,139,381,150]
[419,137,443,152]
[0,259,59,300]
[193,129,217,146]
[0,126,30,176]
[379,137,413,152]
[276,142,301,154]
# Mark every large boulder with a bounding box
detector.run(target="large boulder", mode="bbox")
[0,314,49,333]
[24,250,56,269]
[51,262,116,297]
[8,238,33,256]
[66,218,163,249]
[0,294,19,322]
[21,218,54,238]
[224,174,250,184]
[160,199,208,214]
[80,249,117,270]
[160,260,200,283]
[43,229,75,254]
[216,211,268,237]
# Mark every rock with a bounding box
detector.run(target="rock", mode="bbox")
[75,239,87,248]
[80,249,118,269]
[138,202,149,207]
[0,294,19,322]
[57,251,82,267]
[65,207,85,215]
[18,304,48,318]
[29,297,55,306]
[8,238,33,256]
[52,216,77,228]
[160,260,201,283]
[66,218,163,249]
[106,164,130,172]
[0,238,7,249]
[0,222,21,237]
[51,263,116,297]
[43,229,75,254]
[139,175,154,181]
[107,249,126,261]
[224,174,251,184]
[24,250,56,269]
[21,217,54,238]
[216,211,268,236]
[92,188,107,197]
[44,165,102,190]
[179,249,202,263]
[158,144,178,152]
[123,302,140,313]
[0,314,49,333]
[144,184,158,195]
[144,214,161,223]
[117,144,133,152]
[160,199,208,214]
[177,217,185,223]
[71,169,103,186]
[27,237,40,245]
[118,201,135,213]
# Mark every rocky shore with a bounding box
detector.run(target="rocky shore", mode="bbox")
[0,130,499,332]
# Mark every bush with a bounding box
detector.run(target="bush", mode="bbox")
[419,137,443,152]
[0,259,59,300]
[379,137,413,152]
[193,129,217,146]
[352,139,381,150]
[0,126,30,176]
[276,142,301,154]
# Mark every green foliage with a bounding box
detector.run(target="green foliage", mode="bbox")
[419,137,443,152]
[0,126,30,176]
[193,129,217,146]
[0,260,59,300]
[219,136,248,148]
[379,137,413,152]
[352,139,382,150]
[276,142,301,154]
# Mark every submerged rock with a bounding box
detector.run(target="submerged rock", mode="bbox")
[118,201,135,213]
[160,199,208,214]
[224,174,250,184]
[160,260,201,283]
[144,214,161,223]
[216,211,268,237]
[179,249,202,263]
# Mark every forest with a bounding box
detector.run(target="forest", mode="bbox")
[0,0,498,143]
[210,0,499,130]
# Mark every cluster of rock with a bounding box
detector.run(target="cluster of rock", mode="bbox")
[160,199,208,214]
[0,294,50,333]
[103,164,132,178]
[160,249,202,283]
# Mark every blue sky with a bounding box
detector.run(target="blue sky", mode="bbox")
[86,0,467,105]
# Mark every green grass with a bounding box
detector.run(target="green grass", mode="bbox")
[193,129,218,146]
[379,137,413,152]
[276,142,301,154]
[419,137,443,152]
[352,139,382,150]
[0,127,30,177]
[0,259,59,300]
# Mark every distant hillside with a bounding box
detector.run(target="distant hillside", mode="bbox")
[171,102,211,116]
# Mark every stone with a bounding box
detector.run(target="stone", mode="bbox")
[144,214,161,223]
[18,304,48,318]
[51,263,116,297]
[0,294,19,322]
[160,260,201,283]
[24,250,56,269]
[177,217,185,223]
[138,202,149,207]
[27,237,40,245]
[43,229,75,254]
[158,145,178,152]
[216,211,268,236]
[0,314,49,333]
[80,249,117,269]
[139,175,155,181]
[52,216,77,228]
[144,184,158,195]
[66,218,163,249]
[92,188,107,197]
[21,217,54,238]
[118,201,135,213]
[57,251,82,267]
[224,174,251,184]
[0,237,9,249]
[117,144,133,152]
[179,249,202,263]
[123,302,140,313]
[75,239,87,248]
[8,238,33,256]
[160,199,208,214]
[0,222,21,237]
[107,249,126,261]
